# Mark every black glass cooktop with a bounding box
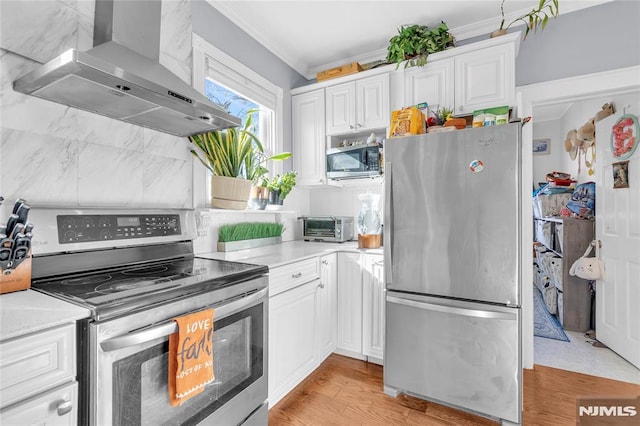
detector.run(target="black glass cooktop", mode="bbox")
[31,257,267,318]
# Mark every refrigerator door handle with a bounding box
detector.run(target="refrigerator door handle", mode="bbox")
[384,162,393,286]
[387,295,518,320]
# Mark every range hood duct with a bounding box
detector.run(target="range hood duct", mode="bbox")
[12,0,240,137]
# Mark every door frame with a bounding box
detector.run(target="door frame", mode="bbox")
[516,65,640,369]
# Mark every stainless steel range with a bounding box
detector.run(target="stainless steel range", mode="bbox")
[29,208,268,426]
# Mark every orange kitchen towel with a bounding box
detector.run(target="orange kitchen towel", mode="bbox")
[168,308,215,406]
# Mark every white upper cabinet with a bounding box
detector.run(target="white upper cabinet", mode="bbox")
[454,42,516,115]
[326,74,389,135]
[404,58,454,110]
[292,88,327,186]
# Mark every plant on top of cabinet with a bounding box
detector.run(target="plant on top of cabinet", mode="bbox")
[386,22,455,69]
[493,0,559,39]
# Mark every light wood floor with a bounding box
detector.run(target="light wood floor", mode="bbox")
[268,354,640,425]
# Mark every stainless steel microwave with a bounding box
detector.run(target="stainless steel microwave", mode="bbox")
[301,216,354,242]
[326,143,381,180]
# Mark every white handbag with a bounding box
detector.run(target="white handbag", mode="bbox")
[569,242,605,281]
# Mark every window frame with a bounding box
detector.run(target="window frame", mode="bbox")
[192,34,284,207]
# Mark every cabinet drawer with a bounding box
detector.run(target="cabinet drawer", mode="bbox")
[0,324,76,408]
[269,258,319,296]
[0,381,78,425]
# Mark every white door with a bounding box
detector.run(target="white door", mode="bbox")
[336,252,363,354]
[454,44,515,115]
[595,99,640,369]
[356,74,389,131]
[292,89,326,186]
[404,58,454,112]
[326,82,355,135]
[318,253,337,361]
[362,254,384,360]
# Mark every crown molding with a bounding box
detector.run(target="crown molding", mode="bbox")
[206,0,615,82]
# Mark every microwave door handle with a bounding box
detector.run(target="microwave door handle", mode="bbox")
[100,287,268,352]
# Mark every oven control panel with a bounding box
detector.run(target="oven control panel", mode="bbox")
[57,214,181,244]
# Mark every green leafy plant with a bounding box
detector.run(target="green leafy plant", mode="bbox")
[267,171,297,201]
[187,111,260,178]
[188,109,292,184]
[499,0,559,39]
[245,150,292,186]
[218,222,284,243]
[386,22,455,69]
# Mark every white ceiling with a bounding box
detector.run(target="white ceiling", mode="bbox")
[208,0,612,80]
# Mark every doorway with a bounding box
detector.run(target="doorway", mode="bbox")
[518,65,640,384]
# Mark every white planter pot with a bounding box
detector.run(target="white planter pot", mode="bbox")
[210,175,252,210]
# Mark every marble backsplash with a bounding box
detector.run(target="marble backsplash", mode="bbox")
[0,0,194,219]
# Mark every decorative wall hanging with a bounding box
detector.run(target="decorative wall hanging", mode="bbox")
[611,114,638,160]
[564,129,578,160]
[594,103,615,122]
[612,160,629,189]
[533,138,550,155]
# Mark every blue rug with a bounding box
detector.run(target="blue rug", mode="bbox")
[533,286,569,342]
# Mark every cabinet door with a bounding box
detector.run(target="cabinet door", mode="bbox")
[326,82,355,135]
[268,279,318,407]
[362,254,385,360]
[336,252,363,353]
[0,381,78,426]
[293,89,327,186]
[405,59,454,112]
[356,74,389,131]
[454,43,515,115]
[317,253,337,361]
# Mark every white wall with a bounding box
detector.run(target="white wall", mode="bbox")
[532,120,564,186]
[309,181,384,237]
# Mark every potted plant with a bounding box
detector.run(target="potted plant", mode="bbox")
[492,0,559,39]
[386,22,455,69]
[188,111,260,209]
[266,171,297,209]
[246,150,292,210]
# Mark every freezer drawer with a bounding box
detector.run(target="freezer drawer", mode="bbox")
[384,292,521,424]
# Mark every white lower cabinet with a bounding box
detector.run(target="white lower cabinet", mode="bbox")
[269,277,319,407]
[0,382,77,426]
[268,254,337,407]
[336,252,385,362]
[336,252,363,355]
[362,254,385,360]
[318,253,337,361]
[0,323,79,425]
[268,252,384,407]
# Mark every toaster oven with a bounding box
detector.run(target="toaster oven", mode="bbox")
[301,216,354,242]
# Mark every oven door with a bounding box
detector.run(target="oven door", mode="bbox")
[89,281,268,426]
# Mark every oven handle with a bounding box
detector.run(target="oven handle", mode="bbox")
[100,287,268,352]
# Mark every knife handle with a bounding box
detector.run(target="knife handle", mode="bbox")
[16,203,30,225]
[11,199,26,214]
[9,222,25,239]
[5,214,18,237]
[24,223,34,234]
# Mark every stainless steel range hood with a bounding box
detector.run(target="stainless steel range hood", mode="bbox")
[12,0,240,137]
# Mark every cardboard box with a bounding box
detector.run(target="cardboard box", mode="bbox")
[389,107,426,137]
[0,251,32,294]
[317,62,363,81]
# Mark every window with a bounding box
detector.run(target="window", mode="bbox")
[192,34,284,178]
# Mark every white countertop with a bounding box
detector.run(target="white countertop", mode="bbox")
[197,240,383,268]
[0,289,91,341]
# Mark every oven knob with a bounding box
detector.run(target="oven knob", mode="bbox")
[64,230,76,241]
[99,229,112,240]
[82,217,94,228]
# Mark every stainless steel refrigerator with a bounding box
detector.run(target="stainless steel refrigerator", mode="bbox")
[383,123,522,425]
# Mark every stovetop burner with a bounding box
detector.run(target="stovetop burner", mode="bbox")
[31,256,267,320]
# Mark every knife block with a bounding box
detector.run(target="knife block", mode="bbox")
[0,251,32,294]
